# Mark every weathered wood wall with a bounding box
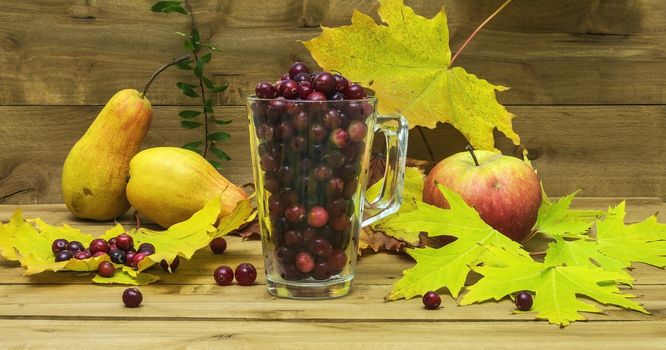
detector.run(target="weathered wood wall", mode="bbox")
[0,0,664,204]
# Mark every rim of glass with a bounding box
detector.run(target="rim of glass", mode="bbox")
[246,95,377,103]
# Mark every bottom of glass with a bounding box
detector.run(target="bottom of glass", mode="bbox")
[266,275,354,299]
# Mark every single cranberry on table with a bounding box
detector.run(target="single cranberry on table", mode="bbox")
[209,237,228,254]
[422,291,441,310]
[213,265,234,286]
[122,288,143,308]
[515,291,533,311]
[235,263,257,286]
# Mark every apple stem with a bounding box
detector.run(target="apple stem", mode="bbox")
[465,145,480,166]
[141,55,191,99]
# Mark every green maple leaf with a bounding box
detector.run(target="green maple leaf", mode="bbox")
[595,201,666,268]
[303,0,519,150]
[0,197,255,284]
[365,167,425,245]
[385,185,528,300]
[535,190,603,239]
[462,247,647,326]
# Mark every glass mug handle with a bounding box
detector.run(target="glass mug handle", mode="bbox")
[362,114,409,227]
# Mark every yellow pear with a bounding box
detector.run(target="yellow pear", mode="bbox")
[62,89,152,220]
[126,147,248,228]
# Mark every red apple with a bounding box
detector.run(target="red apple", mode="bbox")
[422,148,541,242]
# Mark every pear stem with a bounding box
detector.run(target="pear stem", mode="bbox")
[141,55,191,99]
[465,145,480,166]
[449,0,513,67]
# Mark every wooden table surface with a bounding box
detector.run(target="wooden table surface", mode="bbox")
[1,198,665,349]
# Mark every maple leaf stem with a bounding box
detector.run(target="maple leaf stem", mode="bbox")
[449,0,514,67]
[416,126,436,161]
[465,145,480,166]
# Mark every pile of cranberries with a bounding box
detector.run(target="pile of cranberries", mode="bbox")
[51,233,162,276]
[252,62,371,282]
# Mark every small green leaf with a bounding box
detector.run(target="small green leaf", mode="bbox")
[209,83,229,93]
[179,110,201,119]
[204,98,214,113]
[201,52,212,63]
[151,1,183,12]
[194,59,205,78]
[201,43,221,52]
[183,39,194,52]
[191,27,201,51]
[181,120,202,129]
[209,159,222,169]
[214,119,232,125]
[177,82,198,97]
[182,141,203,153]
[203,76,215,89]
[176,60,193,70]
[209,131,231,142]
[212,147,231,161]
[161,4,188,14]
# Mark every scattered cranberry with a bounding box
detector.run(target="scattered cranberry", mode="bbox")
[89,238,110,255]
[51,239,68,254]
[160,257,180,272]
[132,252,149,267]
[125,251,137,267]
[422,291,441,310]
[74,250,92,260]
[214,265,234,286]
[55,250,72,262]
[97,261,115,277]
[515,291,533,311]
[66,241,84,254]
[235,263,257,286]
[122,288,143,308]
[137,242,156,255]
[115,234,134,251]
[209,237,228,254]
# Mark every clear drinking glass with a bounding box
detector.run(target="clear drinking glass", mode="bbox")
[246,96,408,299]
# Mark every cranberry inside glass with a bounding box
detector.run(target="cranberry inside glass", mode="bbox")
[247,62,408,299]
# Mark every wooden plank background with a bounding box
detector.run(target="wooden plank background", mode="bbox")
[0,0,664,204]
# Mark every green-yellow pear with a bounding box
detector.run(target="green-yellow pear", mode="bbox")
[62,89,152,220]
[126,147,248,228]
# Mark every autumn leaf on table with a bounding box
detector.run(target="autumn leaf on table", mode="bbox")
[535,189,603,239]
[462,247,647,327]
[358,227,407,254]
[303,0,519,150]
[364,166,425,246]
[385,185,528,301]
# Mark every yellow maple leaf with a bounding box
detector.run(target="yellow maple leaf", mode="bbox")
[303,0,519,150]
